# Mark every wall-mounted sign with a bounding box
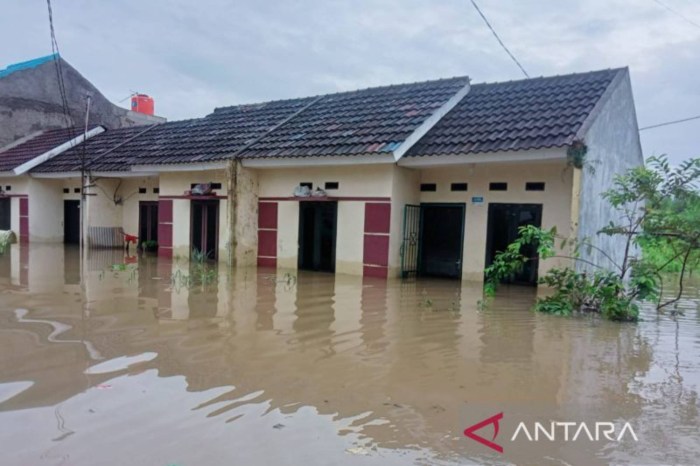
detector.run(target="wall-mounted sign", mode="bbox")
[471,196,484,205]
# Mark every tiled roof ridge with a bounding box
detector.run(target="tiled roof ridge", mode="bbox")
[469,67,626,88]
[211,75,470,114]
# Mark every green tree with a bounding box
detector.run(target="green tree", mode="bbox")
[483,156,700,321]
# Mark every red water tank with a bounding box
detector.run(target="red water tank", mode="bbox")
[131,94,155,115]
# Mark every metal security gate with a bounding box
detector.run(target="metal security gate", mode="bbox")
[400,204,421,277]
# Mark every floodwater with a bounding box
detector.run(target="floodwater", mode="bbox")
[0,245,698,466]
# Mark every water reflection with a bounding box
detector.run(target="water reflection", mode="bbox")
[0,244,698,465]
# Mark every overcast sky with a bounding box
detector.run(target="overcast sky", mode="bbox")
[1,0,698,164]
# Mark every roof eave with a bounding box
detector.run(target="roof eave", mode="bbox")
[397,147,568,167]
[241,153,396,169]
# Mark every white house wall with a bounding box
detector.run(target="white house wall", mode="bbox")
[159,170,229,260]
[0,175,28,236]
[389,166,420,276]
[417,160,574,281]
[28,178,63,242]
[256,164,395,276]
[577,72,644,272]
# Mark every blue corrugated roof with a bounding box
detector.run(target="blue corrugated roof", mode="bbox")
[0,54,58,79]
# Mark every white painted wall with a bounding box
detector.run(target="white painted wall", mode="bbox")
[578,71,644,272]
[120,177,159,236]
[257,164,394,198]
[416,160,574,281]
[28,178,63,242]
[335,201,365,275]
[277,201,299,269]
[389,166,420,277]
[257,164,396,275]
[0,175,28,236]
[160,170,229,260]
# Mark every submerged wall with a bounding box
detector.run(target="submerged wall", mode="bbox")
[416,159,574,281]
[255,164,395,276]
[159,170,229,260]
[577,71,644,272]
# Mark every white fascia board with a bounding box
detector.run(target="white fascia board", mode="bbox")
[92,171,158,178]
[392,80,471,162]
[131,161,228,172]
[397,148,567,167]
[13,126,105,175]
[29,171,81,179]
[0,171,15,177]
[240,153,395,169]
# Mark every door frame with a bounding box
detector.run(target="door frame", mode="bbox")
[297,200,338,273]
[138,201,159,243]
[417,202,466,279]
[190,199,219,260]
[485,202,543,285]
[63,199,81,244]
[0,197,10,231]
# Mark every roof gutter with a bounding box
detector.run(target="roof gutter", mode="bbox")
[391,79,471,162]
[13,126,106,175]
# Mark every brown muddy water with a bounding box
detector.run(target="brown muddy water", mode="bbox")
[0,245,698,466]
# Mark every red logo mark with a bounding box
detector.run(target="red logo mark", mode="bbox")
[464,412,504,453]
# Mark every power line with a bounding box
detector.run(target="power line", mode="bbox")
[468,0,530,78]
[639,114,700,131]
[46,0,73,132]
[651,0,700,31]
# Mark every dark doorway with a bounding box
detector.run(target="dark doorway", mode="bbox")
[0,198,10,230]
[64,200,81,244]
[486,203,543,285]
[191,200,219,260]
[419,204,465,279]
[298,201,337,272]
[138,201,159,244]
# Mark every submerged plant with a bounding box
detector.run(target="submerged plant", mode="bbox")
[0,230,16,255]
[170,258,219,292]
[483,156,700,321]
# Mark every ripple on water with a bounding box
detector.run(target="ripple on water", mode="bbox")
[0,245,698,465]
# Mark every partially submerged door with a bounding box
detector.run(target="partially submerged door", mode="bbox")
[419,204,465,279]
[64,200,80,244]
[298,201,337,272]
[191,200,219,260]
[138,201,159,244]
[486,203,543,285]
[0,198,10,230]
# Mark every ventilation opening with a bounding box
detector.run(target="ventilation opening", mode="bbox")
[525,182,545,191]
[324,181,339,190]
[489,182,507,191]
[73,188,81,193]
[300,182,313,190]
[153,187,160,194]
[63,188,69,194]
[420,183,437,192]
[139,187,147,194]
[190,182,222,190]
[451,183,468,192]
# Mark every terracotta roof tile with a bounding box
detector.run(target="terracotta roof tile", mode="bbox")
[0,127,82,172]
[405,68,624,157]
